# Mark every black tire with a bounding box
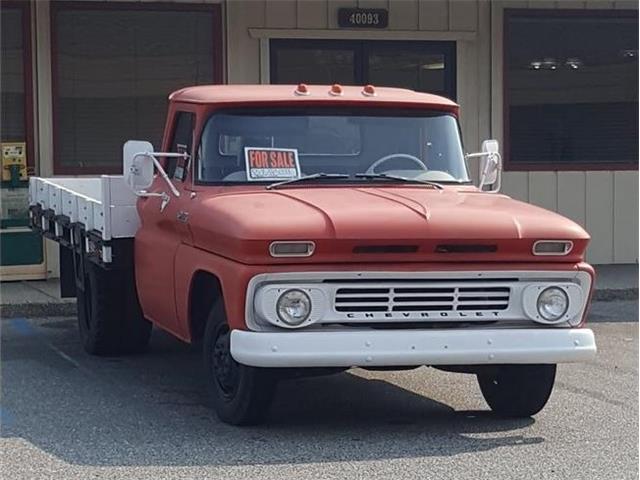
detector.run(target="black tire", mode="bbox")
[77,261,151,356]
[203,300,276,425]
[477,364,556,417]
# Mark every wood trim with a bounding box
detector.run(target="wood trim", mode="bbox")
[1,1,35,173]
[249,28,476,42]
[49,1,223,175]
[505,162,638,172]
[502,8,639,172]
[212,4,223,85]
[259,38,270,85]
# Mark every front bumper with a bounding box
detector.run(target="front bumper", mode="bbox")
[230,328,596,368]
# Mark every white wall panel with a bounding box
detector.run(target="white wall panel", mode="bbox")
[456,41,477,157]
[557,172,587,227]
[357,0,389,9]
[449,0,477,31]
[501,172,529,202]
[227,0,265,83]
[613,0,638,8]
[266,0,297,28]
[526,1,556,7]
[388,0,419,30]
[585,1,615,8]
[476,0,491,143]
[528,172,558,212]
[297,0,329,28]
[501,1,529,8]
[585,172,614,263]
[418,0,449,30]
[557,1,588,8]
[613,171,639,263]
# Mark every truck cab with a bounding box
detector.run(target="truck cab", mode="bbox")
[30,84,596,425]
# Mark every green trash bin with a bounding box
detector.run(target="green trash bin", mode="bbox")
[1,180,44,270]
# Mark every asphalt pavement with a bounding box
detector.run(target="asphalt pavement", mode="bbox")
[1,301,637,480]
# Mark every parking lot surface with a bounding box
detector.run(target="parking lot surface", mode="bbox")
[1,301,637,480]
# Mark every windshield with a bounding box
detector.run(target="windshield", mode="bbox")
[196,108,469,184]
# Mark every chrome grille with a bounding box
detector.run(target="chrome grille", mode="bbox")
[334,285,510,313]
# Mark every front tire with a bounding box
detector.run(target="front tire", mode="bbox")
[77,261,151,356]
[203,301,276,425]
[477,364,556,417]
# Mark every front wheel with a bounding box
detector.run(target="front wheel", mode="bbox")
[203,301,277,425]
[477,364,556,417]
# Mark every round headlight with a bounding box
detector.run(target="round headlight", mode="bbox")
[536,287,569,322]
[276,289,311,326]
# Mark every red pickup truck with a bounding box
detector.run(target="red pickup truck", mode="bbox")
[29,84,596,425]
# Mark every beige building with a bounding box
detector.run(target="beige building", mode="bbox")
[1,0,637,280]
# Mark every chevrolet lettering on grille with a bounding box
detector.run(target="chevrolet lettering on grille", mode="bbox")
[333,284,511,321]
[343,310,503,320]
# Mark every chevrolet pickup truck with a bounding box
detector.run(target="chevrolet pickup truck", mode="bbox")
[29,84,596,425]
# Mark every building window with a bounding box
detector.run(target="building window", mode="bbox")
[271,40,456,100]
[1,1,32,171]
[1,1,43,270]
[504,10,638,171]
[51,3,221,174]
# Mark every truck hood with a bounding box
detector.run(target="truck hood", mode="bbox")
[188,186,590,264]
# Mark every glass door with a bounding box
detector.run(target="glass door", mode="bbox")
[1,2,45,279]
[270,39,456,100]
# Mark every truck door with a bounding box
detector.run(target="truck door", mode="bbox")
[134,111,194,336]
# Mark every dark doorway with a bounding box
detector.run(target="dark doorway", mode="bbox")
[270,40,456,100]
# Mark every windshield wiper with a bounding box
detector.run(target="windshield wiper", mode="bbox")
[354,173,444,190]
[266,173,350,190]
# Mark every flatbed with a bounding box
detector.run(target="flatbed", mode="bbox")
[29,176,138,264]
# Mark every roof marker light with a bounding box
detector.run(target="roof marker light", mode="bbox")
[294,83,310,96]
[362,84,377,97]
[329,84,343,96]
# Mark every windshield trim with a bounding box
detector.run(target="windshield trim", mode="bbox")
[194,106,469,187]
[192,179,474,188]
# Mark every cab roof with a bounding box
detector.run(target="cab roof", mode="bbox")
[169,84,458,112]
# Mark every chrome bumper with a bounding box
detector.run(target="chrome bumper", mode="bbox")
[230,328,596,368]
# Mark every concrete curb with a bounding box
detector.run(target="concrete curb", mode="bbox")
[1,303,77,319]
[1,288,637,319]
[592,288,639,302]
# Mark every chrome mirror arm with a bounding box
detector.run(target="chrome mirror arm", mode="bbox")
[133,151,188,198]
[465,151,502,193]
[128,151,189,211]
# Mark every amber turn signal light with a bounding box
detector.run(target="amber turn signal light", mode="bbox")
[329,84,343,96]
[294,83,310,96]
[362,84,376,97]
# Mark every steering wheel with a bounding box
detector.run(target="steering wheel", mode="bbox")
[366,153,428,174]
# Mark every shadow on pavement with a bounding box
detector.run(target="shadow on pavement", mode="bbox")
[1,317,542,467]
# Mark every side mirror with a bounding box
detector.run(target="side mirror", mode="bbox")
[479,139,500,188]
[466,139,502,193]
[123,140,154,191]
[122,140,186,211]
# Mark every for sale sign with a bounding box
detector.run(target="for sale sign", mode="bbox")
[244,147,301,182]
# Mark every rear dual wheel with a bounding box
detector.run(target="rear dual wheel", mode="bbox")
[77,261,151,356]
